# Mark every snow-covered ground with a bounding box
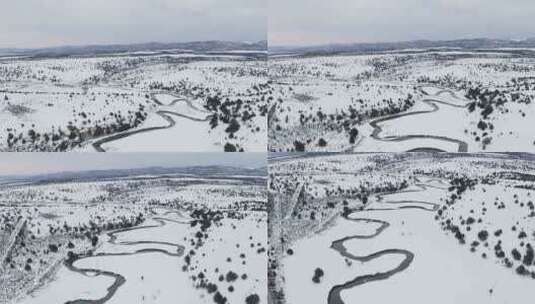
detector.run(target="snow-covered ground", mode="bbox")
[0,52,267,152]
[268,50,535,152]
[269,153,535,304]
[0,167,267,304]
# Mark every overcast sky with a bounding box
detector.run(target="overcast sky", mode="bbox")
[0,153,266,176]
[269,0,535,46]
[0,0,266,49]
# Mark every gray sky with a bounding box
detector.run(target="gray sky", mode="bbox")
[269,0,535,46]
[0,153,266,176]
[0,0,266,49]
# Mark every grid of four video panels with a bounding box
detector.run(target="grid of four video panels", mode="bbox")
[2,0,535,303]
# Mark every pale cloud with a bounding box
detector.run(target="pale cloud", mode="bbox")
[269,0,535,46]
[0,0,266,48]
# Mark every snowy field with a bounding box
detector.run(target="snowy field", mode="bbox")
[269,153,535,304]
[268,49,535,152]
[0,167,267,304]
[0,50,267,152]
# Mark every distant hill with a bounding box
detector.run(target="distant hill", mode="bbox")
[0,165,267,187]
[270,38,535,56]
[0,40,267,58]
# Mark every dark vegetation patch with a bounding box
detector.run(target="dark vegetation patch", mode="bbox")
[2,92,151,151]
[436,175,535,279]
[269,92,415,152]
[312,267,324,283]
[183,207,265,304]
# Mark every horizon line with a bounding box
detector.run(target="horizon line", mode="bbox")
[0,39,269,52]
[267,36,535,49]
[0,164,268,179]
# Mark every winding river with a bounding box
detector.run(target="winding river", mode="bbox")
[326,179,443,304]
[91,93,210,152]
[366,87,470,152]
[55,211,190,304]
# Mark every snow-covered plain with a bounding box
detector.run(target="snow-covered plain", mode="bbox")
[0,169,267,304]
[269,153,535,304]
[268,49,535,152]
[0,51,267,152]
